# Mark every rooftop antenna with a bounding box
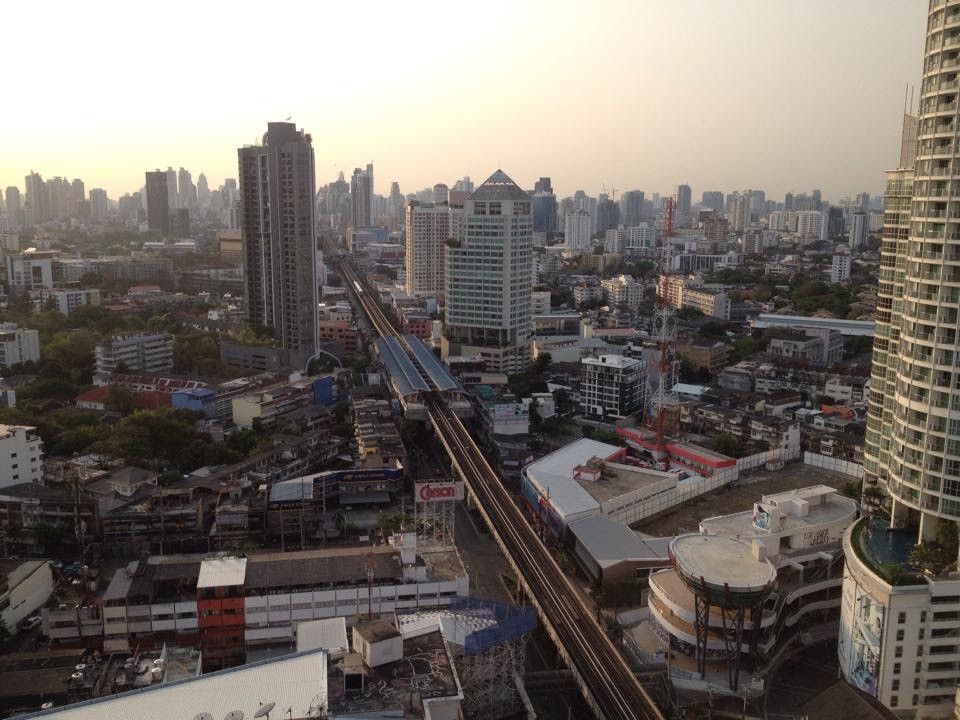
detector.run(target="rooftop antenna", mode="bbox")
[651,197,678,468]
[367,551,374,619]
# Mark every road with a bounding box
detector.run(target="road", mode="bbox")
[342,261,665,720]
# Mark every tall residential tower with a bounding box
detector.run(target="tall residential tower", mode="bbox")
[405,200,449,297]
[238,121,318,354]
[840,4,960,717]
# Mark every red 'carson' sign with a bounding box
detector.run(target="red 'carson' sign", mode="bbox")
[414,482,465,503]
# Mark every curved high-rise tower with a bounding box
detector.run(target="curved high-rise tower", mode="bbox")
[842,5,960,717]
[866,0,960,537]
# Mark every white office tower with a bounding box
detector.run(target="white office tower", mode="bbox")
[795,210,824,242]
[842,4,960,717]
[830,245,851,284]
[443,170,532,373]
[849,210,869,248]
[564,209,592,256]
[405,200,449,297]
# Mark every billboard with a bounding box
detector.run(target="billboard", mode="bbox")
[415,482,465,503]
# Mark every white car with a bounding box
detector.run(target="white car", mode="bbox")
[21,616,42,631]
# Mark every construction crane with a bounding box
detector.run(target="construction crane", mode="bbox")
[601,182,619,203]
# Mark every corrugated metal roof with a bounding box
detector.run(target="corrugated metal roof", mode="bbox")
[297,617,349,656]
[196,557,246,588]
[569,515,671,569]
[523,438,621,519]
[404,335,462,392]
[374,336,429,397]
[16,648,328,720]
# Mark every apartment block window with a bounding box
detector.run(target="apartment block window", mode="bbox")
[895,646,903,658]
[890,696,898,707]
[897,629,905,641]
[899,612,907,624]
[894,663,902,674]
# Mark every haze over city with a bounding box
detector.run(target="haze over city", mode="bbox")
[1,0,926,199]
[6,2,960,720]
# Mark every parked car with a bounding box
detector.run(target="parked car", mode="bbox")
[20,616,42,631]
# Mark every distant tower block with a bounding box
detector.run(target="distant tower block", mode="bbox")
[669,534,776,691]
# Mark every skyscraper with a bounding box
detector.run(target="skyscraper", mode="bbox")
[443,170,532,373]
[89,188,109,221]
[405,200,449,297]
[564,209,592,255]
[197,173,209,210]
[730,190,751,231]
[4,187,22,227]
[848,211,869,248]
[676,183,691,215]
[701,191,723,215]
[166,168,178,209]
[388,182,405,230]
[145,170,170,236]
[532,190,558,234]
[46,177,68,220]
[178,167,194,209]
[534,177,552,194]
[622,190,645,226]
[596,196,620,233]
[839,7,960,716]
[350,165,373,228]
[24,172,46,225]
[239,121,318,354]
[70,179,85,217]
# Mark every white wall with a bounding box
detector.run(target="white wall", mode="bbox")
[1,561,53,631]
[803,451,865,479]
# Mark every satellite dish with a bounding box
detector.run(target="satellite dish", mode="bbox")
[193,714,213,720]
[307,694,325,717]
[254,703,276,719]
[224,712,245,720]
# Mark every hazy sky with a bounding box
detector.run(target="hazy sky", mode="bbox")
[1,0,927,203]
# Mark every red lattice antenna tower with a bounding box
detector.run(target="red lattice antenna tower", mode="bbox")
[653,197,677,466]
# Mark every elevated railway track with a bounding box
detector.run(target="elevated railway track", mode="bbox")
[341,262,665,720]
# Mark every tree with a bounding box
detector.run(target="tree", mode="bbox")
[104,385,136,414]
[910,520,960,576]
[104,408,206,472]
[159,469,183,486]
[711,431,740,458]
[862,485,887,518]
[226,429,259,456]
[697,322,729,341]
[333,509,348,535]
[173,332,221,376]
[532,352,552,376]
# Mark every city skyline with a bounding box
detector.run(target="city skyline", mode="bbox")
[1,0,926,201]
